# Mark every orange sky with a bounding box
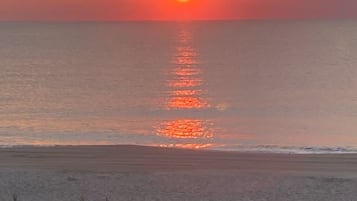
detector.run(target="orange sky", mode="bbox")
[0,0,356,21]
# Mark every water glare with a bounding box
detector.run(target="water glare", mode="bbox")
[156,25,215,149]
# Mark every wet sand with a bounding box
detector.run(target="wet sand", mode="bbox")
[1,145,357,201]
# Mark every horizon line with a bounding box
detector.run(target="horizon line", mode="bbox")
[0,17,356,23]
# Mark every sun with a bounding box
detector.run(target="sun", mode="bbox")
[176,0,191,3]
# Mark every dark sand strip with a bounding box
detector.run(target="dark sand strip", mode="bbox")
[1,145,357,176]
[1,146,357,201]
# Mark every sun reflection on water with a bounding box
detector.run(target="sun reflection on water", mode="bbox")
[166,29,210,110]
[168,96,208,109]
[157,119,214,139]
[156,25,215,149]
[159,143,214,149]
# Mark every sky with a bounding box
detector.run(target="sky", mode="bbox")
[0,0,357,21]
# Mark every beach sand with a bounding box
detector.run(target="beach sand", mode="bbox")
[1,145,357,201]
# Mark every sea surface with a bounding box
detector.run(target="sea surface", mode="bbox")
[1,20,357,153]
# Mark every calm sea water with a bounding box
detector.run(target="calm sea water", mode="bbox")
[1,21,357,152]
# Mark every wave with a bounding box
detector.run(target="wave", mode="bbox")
[211,145,357,154]
[1,144,357,154]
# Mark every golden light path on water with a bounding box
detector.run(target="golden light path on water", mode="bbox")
[157,119,214,139]
[156,26,215,149]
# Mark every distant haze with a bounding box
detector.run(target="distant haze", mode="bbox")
[0,0,357,21]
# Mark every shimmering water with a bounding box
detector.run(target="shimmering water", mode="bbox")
[1,21,357,151]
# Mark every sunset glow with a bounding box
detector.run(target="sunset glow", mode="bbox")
[176,0,191,3]
[1,0,356,21]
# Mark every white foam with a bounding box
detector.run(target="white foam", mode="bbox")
[1,144,357,154]
[211,145,357,154]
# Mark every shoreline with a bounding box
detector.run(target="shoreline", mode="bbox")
[1,145,357,176]
[1,144,357,154]
[1,145,357,201]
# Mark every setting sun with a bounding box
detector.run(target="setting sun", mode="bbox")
[177,0,191,3]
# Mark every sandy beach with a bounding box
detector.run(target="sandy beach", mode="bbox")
[0,145,356,201]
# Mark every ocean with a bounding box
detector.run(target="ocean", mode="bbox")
[1,20,357,153]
